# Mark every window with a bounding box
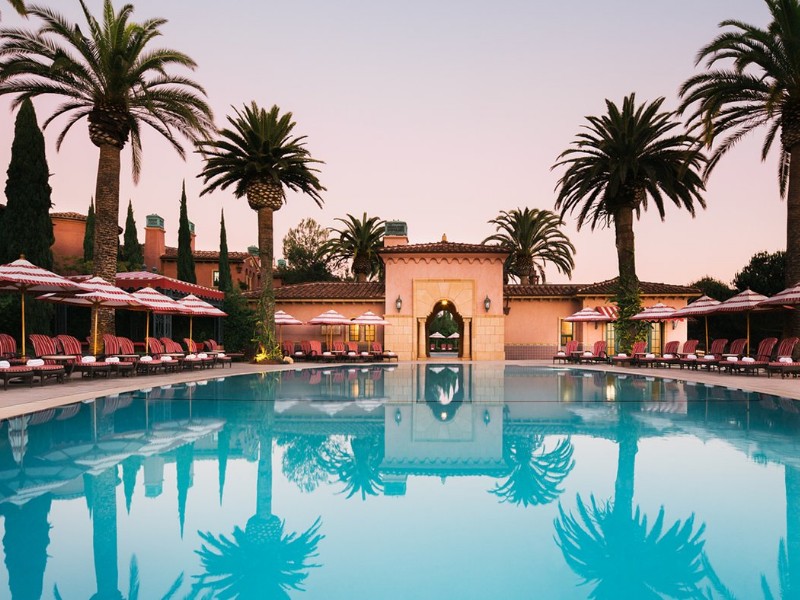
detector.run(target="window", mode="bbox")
[559,320,574,347]
[212,270,220,287]
[649,323,662,354]
[364,325,376,342]
[349,324,360,341]
[605,323,616,356]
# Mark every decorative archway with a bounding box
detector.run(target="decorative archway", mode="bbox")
[425,299,464,358]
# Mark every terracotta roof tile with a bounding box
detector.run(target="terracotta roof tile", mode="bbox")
[162,246,249,261]
[380,241,507,254]
[246,281,385,300]
[504,284,581,297]
[51,211,87,221]
[576,278,700,296]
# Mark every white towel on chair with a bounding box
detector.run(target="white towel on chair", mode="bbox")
[162,356,173,362]
[583,351,593,356]
[198,353,208,359]
[557,351,565,356]
[0,361,9,369]
[686,354,697,360]
[779,356,793,363]
[741,356,756,363]
[140,355,153,362]
[81,355,96,363]
[27,359,44,367]
[645,353,655,359]
[705,355,716,360]
[662,354,674,359]
[727,356,738,362]
[617,353,627,358]
[105,357,119,363]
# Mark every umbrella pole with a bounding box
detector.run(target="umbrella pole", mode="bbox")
[704,316,709,352]
[145,311,150,348]
[189,316,193,344]
[20,291,26,358]
[93,307,99,356]
[747,312,751,355]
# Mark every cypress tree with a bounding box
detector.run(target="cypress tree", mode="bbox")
[218,209,232,292]
[177,181,196,283]
[2,98,53,267]
[0,98,54,337]
[83,198,95,262]
[121,200,143,271]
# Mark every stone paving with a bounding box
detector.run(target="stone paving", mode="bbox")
[1,359,798,419]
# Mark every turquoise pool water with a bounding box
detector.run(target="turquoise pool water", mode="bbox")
[0,364,798,599]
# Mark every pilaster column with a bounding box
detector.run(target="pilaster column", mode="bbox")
[463,317,472,359]
[417,318,427,359]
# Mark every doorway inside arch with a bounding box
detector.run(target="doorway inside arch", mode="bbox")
[425,300,464,358]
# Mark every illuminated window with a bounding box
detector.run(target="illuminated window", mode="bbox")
[364,325,376,342]
[559,320,574,346]
[349,324,360,341]
[212,270,220,286]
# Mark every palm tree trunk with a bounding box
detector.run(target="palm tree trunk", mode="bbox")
[614,205,637,297]
[91,467,120,599]
[256,429,274,521]
[787,146,800,337]
[92,144,122,345]
[786,465,800,589]
[257,206,276,346]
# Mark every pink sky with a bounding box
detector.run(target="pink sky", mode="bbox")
[0,0,779,286]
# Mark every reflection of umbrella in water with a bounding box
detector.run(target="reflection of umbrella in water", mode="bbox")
[313,401,352,416]
[355,399,385,412]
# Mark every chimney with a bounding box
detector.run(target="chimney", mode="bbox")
[144,214,165,272]
[383,220,408,247]
[189,220,196,252]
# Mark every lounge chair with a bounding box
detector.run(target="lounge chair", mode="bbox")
[0,360,34,390]
[578,340,607,364]
[639,341,679,368]
[26,335,68,384]
[55,335,114,378]
[205,339,242,362]
[610,340,646,367]
[720,337,778,375]
[681,338,727,370]
[0,333,23,364]
[766,338,800,378]
[371,342,398,362]
[553,340,578,364]
[657,339,699,368]
[185,339,217,368]
[699,338,746,371]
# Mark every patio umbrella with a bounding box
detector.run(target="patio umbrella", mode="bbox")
[37,277,143,355]
[630,303,677,321]
[0,257,87,357]
[564,307,612,323]
[351,311,390,326]
[131,287,193,344]
[713,289,770,354]
[429,332,446,338]
[274,310,303,344]
[177,294,227,342]
[759,282,800,308]
[309,309,350,349]
[671,295,721,350]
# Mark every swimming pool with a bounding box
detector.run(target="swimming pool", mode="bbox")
[0,364,796,599]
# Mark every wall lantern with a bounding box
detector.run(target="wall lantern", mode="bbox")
[503,298,510,315]
[394,408,402,425]
[395,295,402,312]
[484,295,491,312]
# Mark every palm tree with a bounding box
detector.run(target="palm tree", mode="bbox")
[679,0,800,336]
[197,102,325,355]
[0,0,213,337]
[482,207,575,284]
[3,0,25,18]
[553,94,706,352]
[320,212,385,282]
[554,402,709,599]
[490,435,574,507]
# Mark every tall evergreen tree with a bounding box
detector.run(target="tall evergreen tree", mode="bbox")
[120,200,143,271]
[83,198,95,262]
[0,98,53,337]
[2,98,53,266]
[218,209,232,292]
[177,181,196,284]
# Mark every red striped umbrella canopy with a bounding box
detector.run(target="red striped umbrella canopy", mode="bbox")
[0,257,88,356]
[309,309,350,325]
[630,303,678,321]
[275,310,303,325]
[178,294,227,317]
[713,289,770,313]
[0,257,87,293]
[351,311,390,326]
[759,282,800,307]
[595,305,619,321]
[564,307,611,322]
[671,295,721,317]
[37,277,143,309]
[713,289,771,354]
[131,288,194,314]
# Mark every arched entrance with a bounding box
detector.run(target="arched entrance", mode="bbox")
[425,299,464,358]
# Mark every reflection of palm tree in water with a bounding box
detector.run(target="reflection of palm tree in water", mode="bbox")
[320,435,384,500]
[554,402,708,599]
[194,401,324,598]
[279,434,338,493]
[491,435,574,507]
[425,367,463,421]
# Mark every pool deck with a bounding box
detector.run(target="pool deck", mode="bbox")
[1,359,799,419]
